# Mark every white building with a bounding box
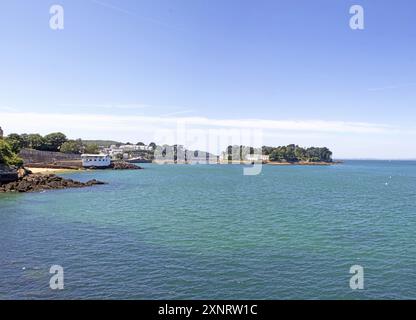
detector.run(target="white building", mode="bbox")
[119,144,151,152]
[81,154,111,168]
[246,154,270,162]
[102,144,152,160]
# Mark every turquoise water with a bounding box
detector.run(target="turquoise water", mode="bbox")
[0,161,416,299]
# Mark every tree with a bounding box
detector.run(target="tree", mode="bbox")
[227,145,233,161]
[19,134,30,149]
[42,132,68,152]
[295,146,307,161]
[136,142,145,146]
[60,139,83,154]
[0,140,23,167]
[255,144,333,163]
[27,134,45,150]
[83,143,100,154]
[4,133,24,153]
[262,146,274,155]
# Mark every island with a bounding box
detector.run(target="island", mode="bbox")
[222,144,339,165]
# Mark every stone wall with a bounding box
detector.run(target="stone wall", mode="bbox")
[19,148,81,164]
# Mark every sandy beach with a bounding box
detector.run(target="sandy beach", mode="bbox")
[26,167,79,174]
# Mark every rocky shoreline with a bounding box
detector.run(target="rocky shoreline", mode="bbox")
[0,160,140,193]
[110,161,142,170]
[0,169,106,193]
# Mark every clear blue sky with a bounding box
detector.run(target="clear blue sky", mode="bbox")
[1,0,415,158]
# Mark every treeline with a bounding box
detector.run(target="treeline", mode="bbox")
[263,144,333,162]
[225,144,333,163]
[3,132,99,155]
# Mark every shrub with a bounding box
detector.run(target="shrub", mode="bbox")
[0,140,24,167]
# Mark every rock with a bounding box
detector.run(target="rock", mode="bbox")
[17,167,32,179]
[0,164,19,184]
[110,161,142,170]
[85,179,106,186]
[0,173,107,193]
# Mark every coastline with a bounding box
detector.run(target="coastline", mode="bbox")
[218,160,343,166]
[266,161,343,166]
[136,160,343,166]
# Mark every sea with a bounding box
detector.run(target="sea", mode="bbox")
[0,161,415,299]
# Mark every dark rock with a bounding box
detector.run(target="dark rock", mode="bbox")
[0,173,107,193]
[0,164,19,184]
[110,161,142,170]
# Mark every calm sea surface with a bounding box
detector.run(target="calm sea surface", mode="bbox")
[1,161,416,299]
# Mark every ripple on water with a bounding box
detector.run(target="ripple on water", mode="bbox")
[1,161,416,299]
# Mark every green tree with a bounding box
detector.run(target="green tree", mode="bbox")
[227,145,233,161]
[19,134,31,149]
[4,133,24,153]
[42,132,68,152]
[0,140,23,167]
[294,146,306,161]
[262,146,274,155]
[60,139,83,154]
[83,143,100,154]
[285,144,297,162]
[27,134,45,150]
[149,142,157,150]
[259,144,333,163]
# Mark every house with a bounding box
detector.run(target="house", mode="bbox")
[81,154,111,168]
[220,151,269,163]
[246,154,270,162]
[102,144,152,160]
[119,144,151,152]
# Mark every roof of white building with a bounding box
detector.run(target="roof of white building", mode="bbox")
[81,154,109,157]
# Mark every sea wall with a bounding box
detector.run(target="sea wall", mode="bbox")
[19,148,81,164]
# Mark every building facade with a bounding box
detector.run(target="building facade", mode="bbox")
[81,154,111,167]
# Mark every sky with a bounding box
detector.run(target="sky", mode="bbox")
[0,0,416,159]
